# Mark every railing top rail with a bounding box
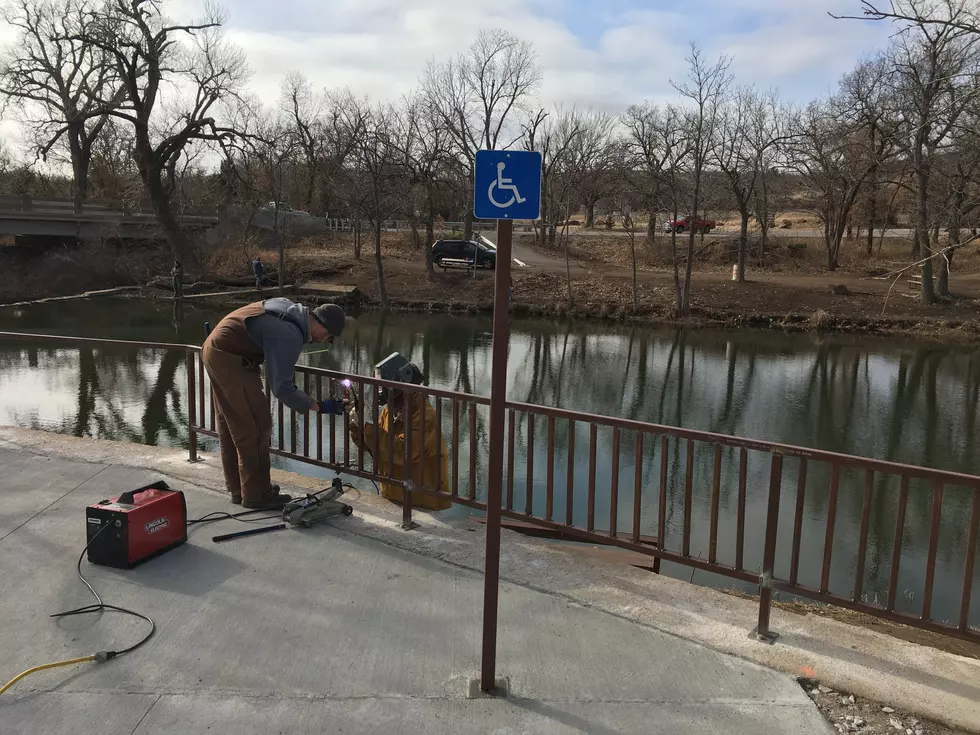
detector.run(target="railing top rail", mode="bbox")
[504,399,980,488]
[4,331,977,488]
[293,364,492,405]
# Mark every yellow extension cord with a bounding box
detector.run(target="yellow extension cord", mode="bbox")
[0,655,97,696]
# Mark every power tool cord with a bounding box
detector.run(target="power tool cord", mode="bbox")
[0,523,156,697]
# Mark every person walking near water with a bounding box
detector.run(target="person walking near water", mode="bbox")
[201,298,348,508]
[252,256,264,288]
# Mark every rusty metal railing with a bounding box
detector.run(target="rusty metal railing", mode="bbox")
[1,331,977,646]
[184,352,980,646]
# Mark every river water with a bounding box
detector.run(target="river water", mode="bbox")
[0,298,977,628]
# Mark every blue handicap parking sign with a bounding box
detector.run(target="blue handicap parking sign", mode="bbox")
[473,150,542,221]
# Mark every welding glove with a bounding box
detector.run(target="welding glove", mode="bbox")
[318,399,345,415]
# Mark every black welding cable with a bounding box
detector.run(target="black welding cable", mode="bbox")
[2,521,158,695]
[48,522,156,658]
[186,509,282,526]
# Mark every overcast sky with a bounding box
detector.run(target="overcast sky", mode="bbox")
[0,0,894,160]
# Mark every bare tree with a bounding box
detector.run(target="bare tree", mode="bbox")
[423,29,541,239]
[73,0,250,269]
[714,86,764,281]
[622,102,690,241]
[889,6,980,301]
[356,102,410,310]
[400,92,450,277]
[571,111,617,229]
[837,0,980,302]
[670,44,732,314]
[786,100,881,270]
[933,107,980,297]
[280,70,323,214]
[0,0,119,201]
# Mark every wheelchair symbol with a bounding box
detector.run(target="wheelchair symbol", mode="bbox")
[488,161,527,209]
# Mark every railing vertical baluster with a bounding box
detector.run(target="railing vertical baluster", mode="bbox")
[316,375,323,462]
[436,397,444,495]
[328,377,337,463]
[525,414,535,515]
[683,439,694,557]
[587,424,597,532]
[609,428,620,538]
[401,393,414,530]
[452,399,460,497]
[418,388,426,484]
[709,445,721,563]
[658,436,668,558]
[959,488,980,632]
[369,381,377,474]
[289,405,297,455]
[302,372,310,458]
[632,433,643,543]
[186,350,198,462]
[404,391,414,486]
[546,416,555,522]
[921,482,944,621]
[506,409,516,511]
[198,352,205,429]
[853,470,874,602]
[820,464,841,594]
[386,394,395,482]
[736,448,747,571]
[277,399,284,451]
[469,403,477,501]
[756,454,783,644]
[790,458,807,585]
[567,420,576,527]
[887,476,910,612]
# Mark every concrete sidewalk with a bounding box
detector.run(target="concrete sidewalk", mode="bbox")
[0,446,831,735]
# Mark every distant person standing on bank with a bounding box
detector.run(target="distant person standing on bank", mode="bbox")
[171,259,183,301]
[252,256,264,288]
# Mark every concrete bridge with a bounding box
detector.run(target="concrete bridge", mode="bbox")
[0,196,223,241]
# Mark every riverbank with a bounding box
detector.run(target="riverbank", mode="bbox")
[1,427,977,734]
[4,232,979,341]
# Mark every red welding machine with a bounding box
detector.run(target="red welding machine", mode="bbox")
[86,481,187,569]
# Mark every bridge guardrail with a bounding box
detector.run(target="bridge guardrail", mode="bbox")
[1,329,977,646]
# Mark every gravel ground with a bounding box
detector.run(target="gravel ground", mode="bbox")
[802,680,971,735]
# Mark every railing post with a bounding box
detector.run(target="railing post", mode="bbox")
[402,481,418,530]
[755,453,782,643]
[186,349,199,463]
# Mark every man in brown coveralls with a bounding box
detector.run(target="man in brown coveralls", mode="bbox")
[202,298,347,509]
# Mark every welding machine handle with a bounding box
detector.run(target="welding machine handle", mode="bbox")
[116,480,171,505]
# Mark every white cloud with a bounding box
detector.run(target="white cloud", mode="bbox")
[0,0,896,167]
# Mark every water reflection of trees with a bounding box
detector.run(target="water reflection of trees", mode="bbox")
[0,344,188,447]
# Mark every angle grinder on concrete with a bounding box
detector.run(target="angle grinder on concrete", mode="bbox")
[211,477,353,542]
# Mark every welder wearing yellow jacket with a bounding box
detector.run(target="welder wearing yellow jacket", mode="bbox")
[348,353,451,511]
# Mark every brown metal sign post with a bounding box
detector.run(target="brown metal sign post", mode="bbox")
[480,217,512,693]
[474,149,542,694]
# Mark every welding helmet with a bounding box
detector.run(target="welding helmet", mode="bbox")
[374,352,423,406]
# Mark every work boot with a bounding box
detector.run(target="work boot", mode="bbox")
[242,485,292,510]
[230,494,242,505]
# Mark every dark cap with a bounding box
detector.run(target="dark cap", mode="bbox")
[311,303,346,337]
